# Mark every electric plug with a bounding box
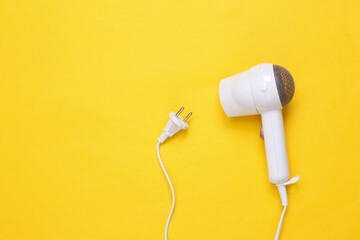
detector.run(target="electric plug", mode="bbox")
[158,107,192,143]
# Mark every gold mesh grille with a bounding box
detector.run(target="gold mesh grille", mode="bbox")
[273,65,295,106]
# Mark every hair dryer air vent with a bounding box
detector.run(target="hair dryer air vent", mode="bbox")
[273,65,295,107]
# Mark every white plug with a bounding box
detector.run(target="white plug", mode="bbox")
[158,107,192,143]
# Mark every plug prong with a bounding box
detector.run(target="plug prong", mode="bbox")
[184,112,192,122]
[176,107,184,116]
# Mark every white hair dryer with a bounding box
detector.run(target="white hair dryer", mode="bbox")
[219,63,299,239]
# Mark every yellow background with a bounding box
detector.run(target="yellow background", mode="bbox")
[0,0,359,239]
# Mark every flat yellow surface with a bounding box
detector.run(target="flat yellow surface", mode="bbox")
[0,0,359,239]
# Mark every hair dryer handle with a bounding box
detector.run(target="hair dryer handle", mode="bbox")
[261,110,290,185]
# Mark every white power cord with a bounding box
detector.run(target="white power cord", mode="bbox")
[157,107,192,240]
[157,142,175,240]
[274,175,300,240]
[274,205,287,240]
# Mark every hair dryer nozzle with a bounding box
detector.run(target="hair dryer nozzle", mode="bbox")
[219,72,257,117]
